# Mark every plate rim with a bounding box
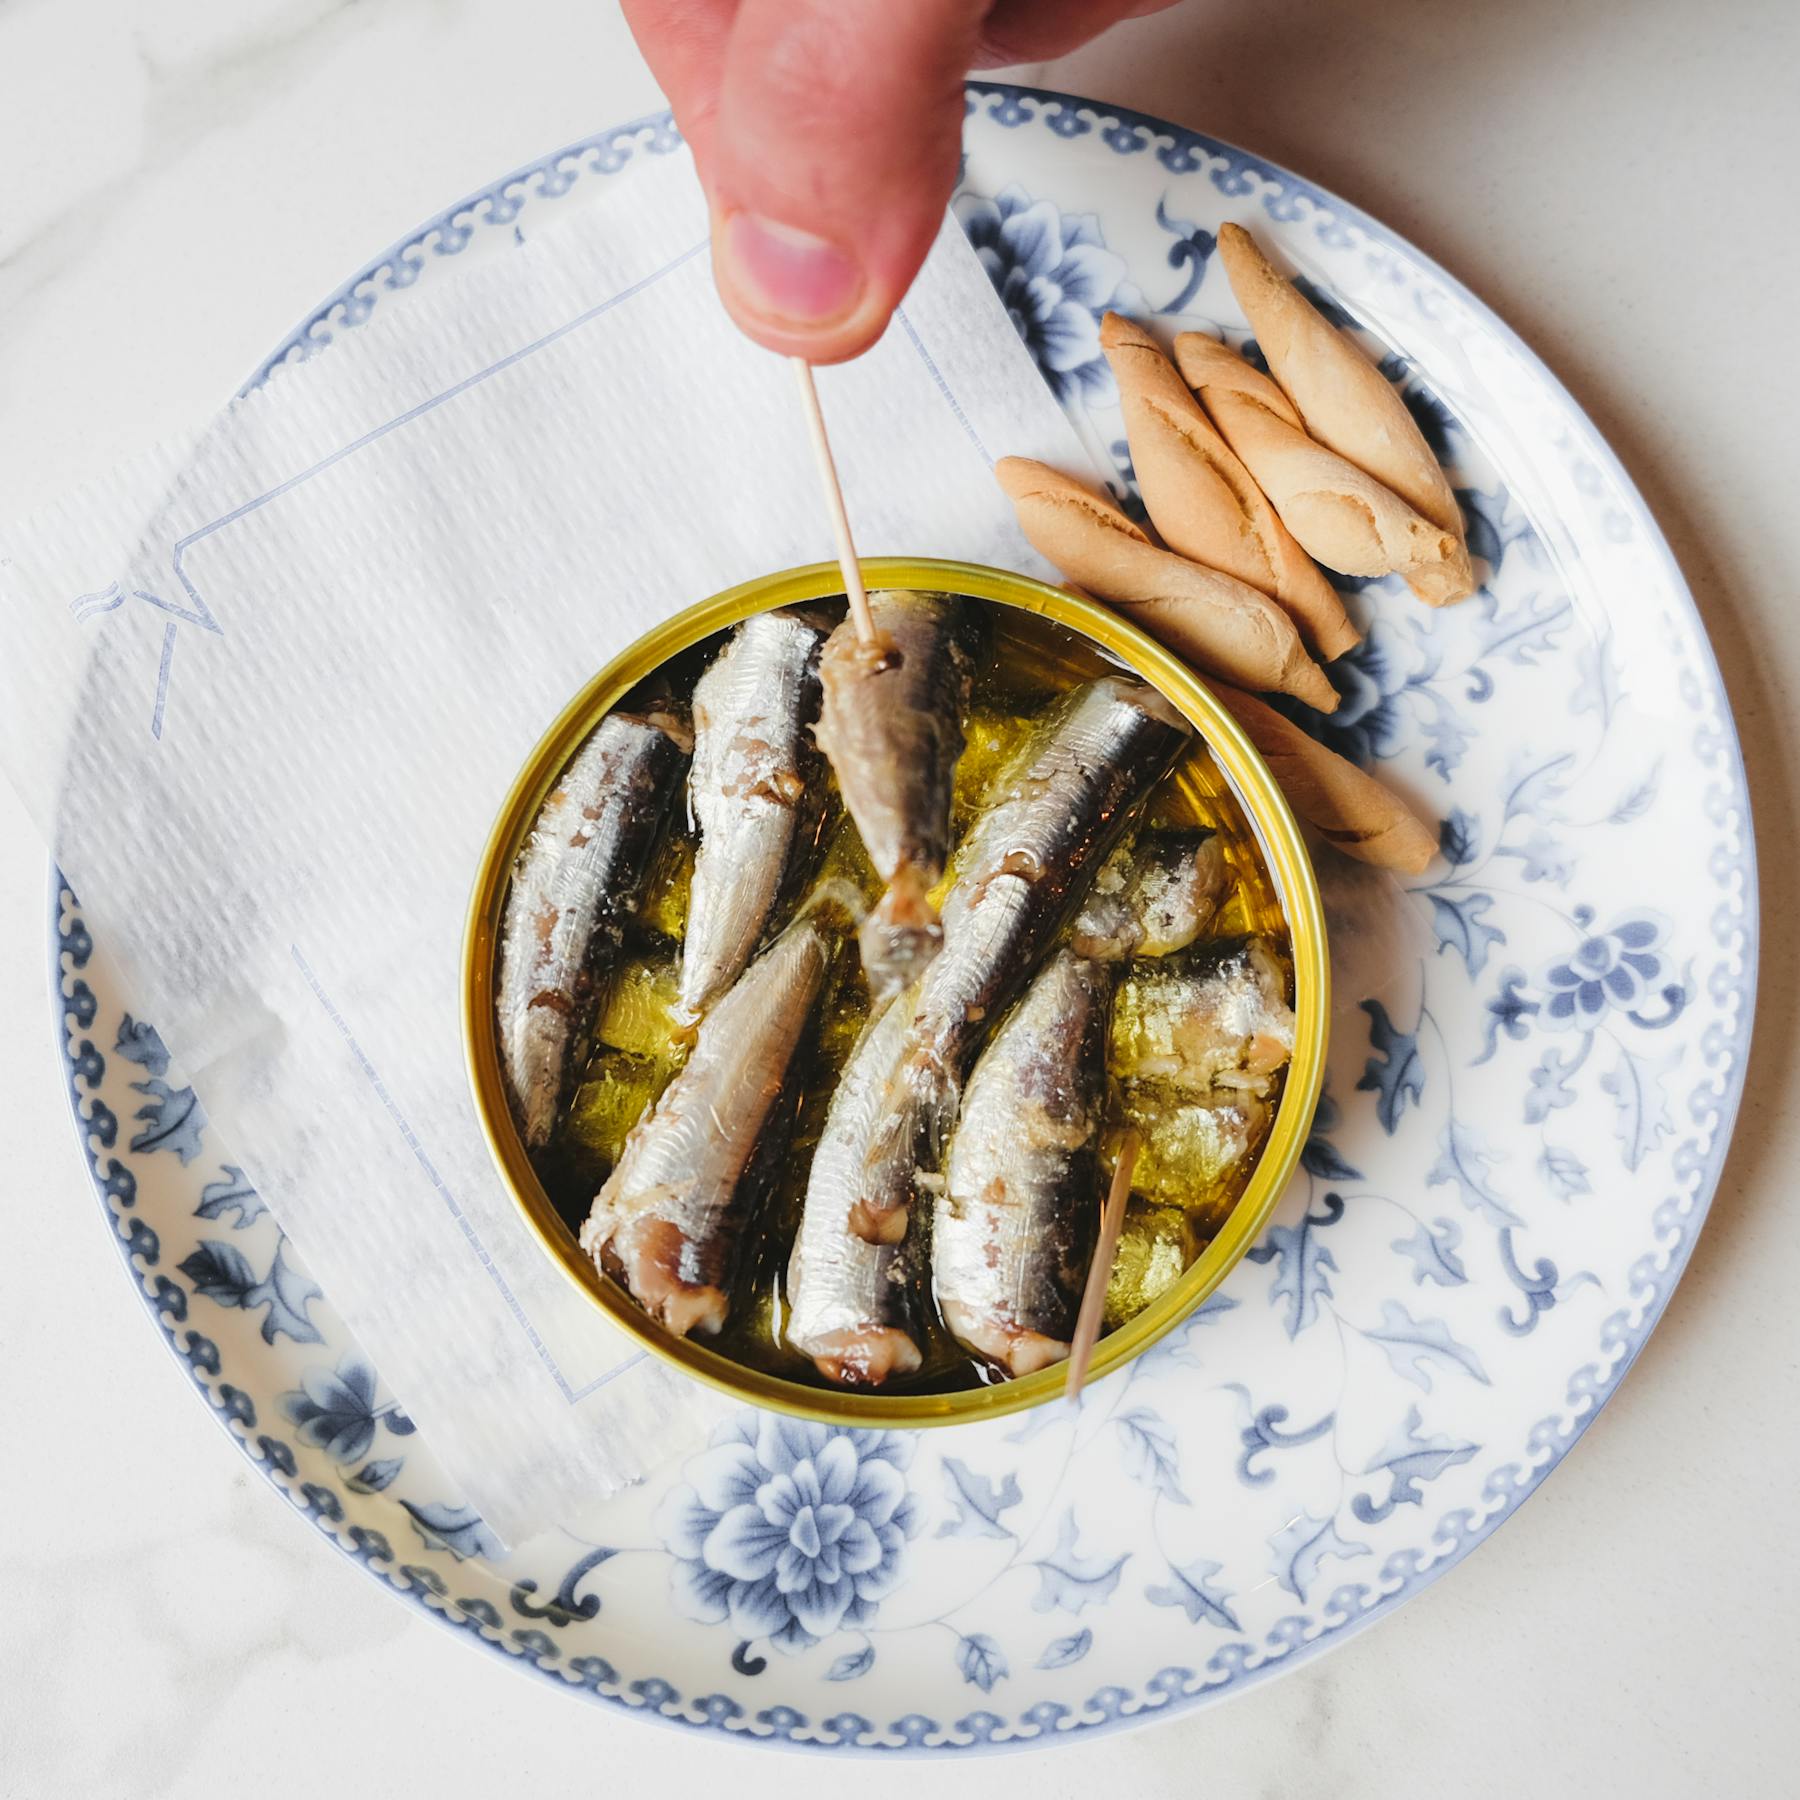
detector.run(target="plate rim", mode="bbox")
[46,80,1760,1753]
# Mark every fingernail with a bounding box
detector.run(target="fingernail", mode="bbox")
[720,212,864,326]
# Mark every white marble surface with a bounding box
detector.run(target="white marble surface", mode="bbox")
[2,0,1796,1793]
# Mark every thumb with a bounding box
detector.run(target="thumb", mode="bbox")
[706,0,986,363]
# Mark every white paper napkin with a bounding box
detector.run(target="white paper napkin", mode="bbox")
[0,146,1095,1548]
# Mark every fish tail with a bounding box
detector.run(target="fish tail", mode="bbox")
[867,1051,964,1166]
[858,869,944,1000]
[879,863,937,931]
[801,875,869,934]
[911,1057,959,1168]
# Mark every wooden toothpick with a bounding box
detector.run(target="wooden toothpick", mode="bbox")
[791,357,876,644]
[1064,1129,1141,1403]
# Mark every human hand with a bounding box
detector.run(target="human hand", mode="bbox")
[623,0,1178,363]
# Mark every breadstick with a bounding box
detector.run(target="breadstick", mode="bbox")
[996,457,1338,713]
[1174,334,1473,607]
[1099,312,1360,661]
[1207,680,1437,874]
[1217,222,1466,549]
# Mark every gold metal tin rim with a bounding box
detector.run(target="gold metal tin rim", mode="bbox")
[462,557,1329,1426]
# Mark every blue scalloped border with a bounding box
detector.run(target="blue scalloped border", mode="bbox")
[50,83,1757,1754]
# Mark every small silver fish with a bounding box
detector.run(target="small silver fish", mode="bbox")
[935,948,1112,1377]
[1071,831,1228,963]
[495,709,689,1151]
[814,591,974,998]
[1111,938,1296,1096]
[581,899,842,1338]
[678,609,829,1025]
[785,989,925,1386]
[854,676,1192,1243]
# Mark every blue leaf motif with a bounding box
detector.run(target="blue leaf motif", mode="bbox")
[1439,807,1480,866]
[1390,1216,1467,1287]
[1600,1046,1673,1172]
[936,1457,1023,1539]
[1030,1512,1128,1614]
[129,1078,206,1164]
[1153,195,1216,312]
[1479,967,1539,1063]
[1495,1228,1588,1335]
[1608,764,1660,826]
[1301,1136,1361,1182]
[178,1240,256,1306]
[401,1499,503,1562]
[1357,1001,1424,1133]
[1426,1120,1521,1226]
[1268,1512,1371,1601]
[249,1238,323,1345]
[1235,1401,1335,1486]
[1524,1045,1582,1122]
[1571,632,1622,724]
[1350,1408,1478,1523]
[1036,1629,1092,1669]
[1496,829,1574,887]
[955,1633,1008,1693]
[115,1013,170,1075]
[1362,1301,1491,1390]
[1145,1558,1240,1630]
[1428,892,1505,978]
[1502,751,1574,823]
[1115,1408,1188,1504]
[1477,592,1572,670]
[195,1164,266,1229]
[347,1457,404,1494]
[1246,1193,1344,1337]
[1539,1145,1592,1198]
[1422,704,1472,782]
[826,1645,874,1682]
[1299,1086,1360,1180]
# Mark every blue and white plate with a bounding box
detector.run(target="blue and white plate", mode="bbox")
[53,85,1754,1752]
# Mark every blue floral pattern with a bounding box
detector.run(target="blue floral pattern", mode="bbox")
[46,84,1752,1754]
[280,1354,403,1464]
[954,184,1140,404]
[1537,916,1673,1029]
[657,1417,920,1652]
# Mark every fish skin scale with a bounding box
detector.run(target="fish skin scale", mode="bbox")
[679,610,829,1025]
[495,710,688,1150]
[583,913,835,1335]
[936,947,1113,1373]
[785,990,925,1384]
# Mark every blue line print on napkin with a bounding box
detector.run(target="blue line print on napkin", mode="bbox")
[90,236,711,740]
[109,233,1006,740]
[894,305,992,466]
[69,582,126,622]
[89,231,1002,742]
[150,622,178,740]
[289,943,647,1406]
[69,582,225,739]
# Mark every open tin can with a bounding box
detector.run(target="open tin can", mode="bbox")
[463,557,1327,1426]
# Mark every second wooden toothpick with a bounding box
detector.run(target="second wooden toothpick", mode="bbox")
[1064,1129,1141,1403]
[791,356,876,645]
